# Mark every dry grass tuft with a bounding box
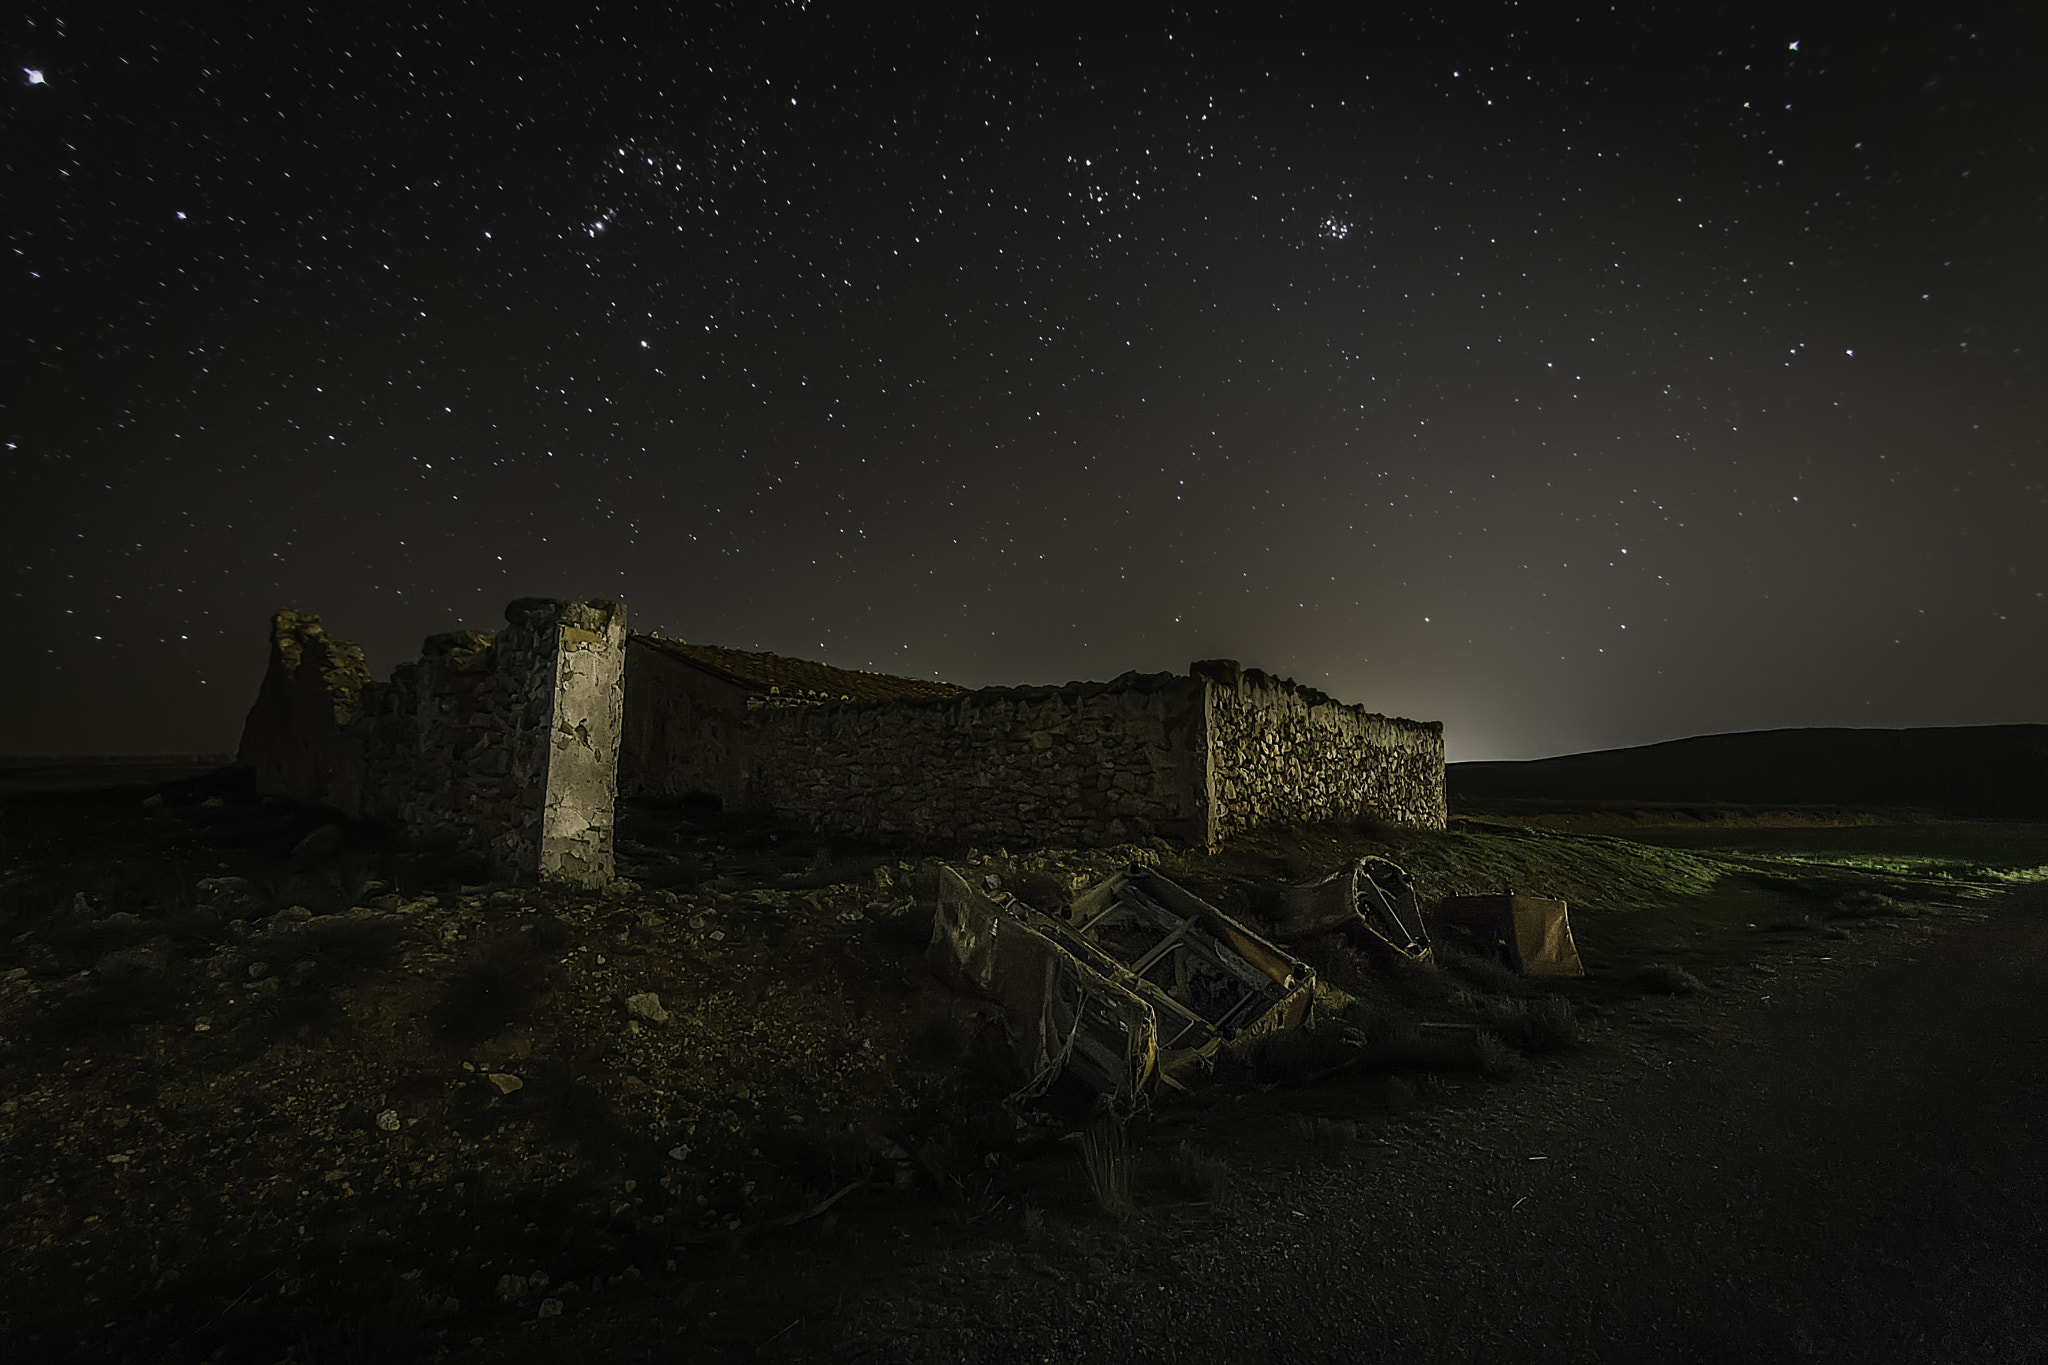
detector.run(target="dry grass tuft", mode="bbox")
[1488,996,1582,1054]
[1167,1139,1232,1202]
[1080,1110,1132,1218]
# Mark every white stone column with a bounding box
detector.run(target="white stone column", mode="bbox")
[539,600,628,886]
[498,597,628,887]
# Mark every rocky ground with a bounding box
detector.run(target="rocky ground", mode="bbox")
[0,768,1226,1362]
[0,766,2024,1363]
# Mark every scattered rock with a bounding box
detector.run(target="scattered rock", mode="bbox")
[487,1073,524,1096]
[247,962,270,979]
[140,794,165,809]
[494,1273,528,1304]
[376,1109,401,1133]
[625,992,669,1025]
[536,1298,564,1319]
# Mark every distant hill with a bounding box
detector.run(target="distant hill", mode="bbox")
[1449,725,2048,818]
[0,756,235,797]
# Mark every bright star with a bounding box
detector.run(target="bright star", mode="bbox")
[25,68,46,85]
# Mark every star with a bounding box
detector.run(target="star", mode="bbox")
[25,68,46,85]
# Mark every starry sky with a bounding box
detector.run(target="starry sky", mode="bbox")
[5,3,2044,762]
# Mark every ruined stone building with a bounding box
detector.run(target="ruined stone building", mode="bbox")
[238,596,1446,887]
[620,635,966,803]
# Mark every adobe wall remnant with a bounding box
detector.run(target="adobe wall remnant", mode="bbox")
[235,611,372,808]
[239,598,628,886]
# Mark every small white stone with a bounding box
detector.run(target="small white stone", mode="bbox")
[376,1109,401,1132]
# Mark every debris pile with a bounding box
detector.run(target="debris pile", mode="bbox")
[929,863,1326,1107]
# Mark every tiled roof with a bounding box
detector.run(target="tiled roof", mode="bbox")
[631,635,966,704]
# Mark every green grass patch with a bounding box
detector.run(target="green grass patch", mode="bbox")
[1193,816,2045,996]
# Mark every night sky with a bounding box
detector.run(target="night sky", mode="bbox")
[6,4,2043,762]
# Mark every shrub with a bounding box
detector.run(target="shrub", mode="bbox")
[1493,996,1581,1054]
[1167,1140,1231,1202]
[1630,963,1704,996]
[1830,889,1897,920]
[430,927,559,1044]
[1473,1030,1518,1080]
[1287,1115,1362,1154]
[1246,1026,1358,1084]
[1437,939,1531,997]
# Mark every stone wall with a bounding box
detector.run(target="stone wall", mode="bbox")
[726,673,1210,849]
[617,641,750,801]
[1195,659,1445,839]
[235,611,371,807]
[242,604,1441,862]
[240,598,627,886]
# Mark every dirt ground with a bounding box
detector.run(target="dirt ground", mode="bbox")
[0,766,2034,1362]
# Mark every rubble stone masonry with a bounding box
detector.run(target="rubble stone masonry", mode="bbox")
[1194,659,1446,840]
[241,598,1439,867]
[234,611,372,808]
[714,662,1444,848]
[240,599,627,886]
[729,673,1210,848]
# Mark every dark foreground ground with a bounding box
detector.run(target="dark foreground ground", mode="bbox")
[3,764,2043,1363]
[801,883,2048,1363]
